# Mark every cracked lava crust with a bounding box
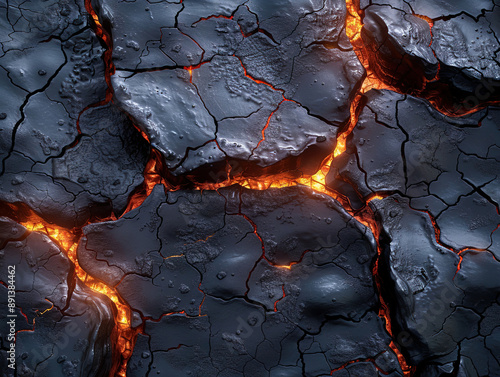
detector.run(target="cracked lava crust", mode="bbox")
[0,0,500,376]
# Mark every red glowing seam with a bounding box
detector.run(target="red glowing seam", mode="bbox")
[273,285,286,312]
[75,3,433,377]
[166,344,188,352]
[15,308,35,341]
[197,282,206,316]
[233,55,286,95]
[329,357,388,375]
[191,13,249,38]
[238,212,273,298]
[142,310,207,324]
[454,253,464,280]
[239,212,312,271]
[453,246,492,279]
[192,14,234,26]
[18,307,31,325]
[250,101,283,155]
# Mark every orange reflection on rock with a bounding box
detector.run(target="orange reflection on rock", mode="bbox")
[21,215,133,377]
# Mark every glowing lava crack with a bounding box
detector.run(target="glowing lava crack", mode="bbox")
[1,0,500,376]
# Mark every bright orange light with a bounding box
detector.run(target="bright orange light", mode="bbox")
[75,0,421,375]
[366,194,385,203]
[275,265,292,270]
[345,0,363,43]
[21,214,133,377]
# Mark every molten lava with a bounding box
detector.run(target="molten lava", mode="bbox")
[20,214,135,377]
[114,4,416,372]
[72,0,450,375]
[84,0,115,103]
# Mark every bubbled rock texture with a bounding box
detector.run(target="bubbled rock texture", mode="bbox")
[79,185,403,377]
[0,0,500,377]
[96,0,365,175]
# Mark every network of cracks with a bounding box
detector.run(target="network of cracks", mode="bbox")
[0,0,500,376]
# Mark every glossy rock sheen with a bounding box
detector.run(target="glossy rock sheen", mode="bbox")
[0,0,499,376]
[0,218,115,377]
[0,0,149,228]
[361,0,500,105]
[78,185,403,377]
[329,87,500,375]
[96,0,365,175]
[329,89,500,251]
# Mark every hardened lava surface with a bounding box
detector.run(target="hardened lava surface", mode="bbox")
[328,89,500,375]
[0,0,499,377]
[78,185,403,376]
[0,217,115,376]
[94,0,365,176]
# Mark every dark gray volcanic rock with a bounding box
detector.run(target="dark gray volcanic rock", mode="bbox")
[53,104,150,217]
[362,5,438,89]
[112,69,218,171]
[432,13,500,94]
[0,103,149,228]
[329,90,500,251]
[0,0,87,53]
[0,28,106,169]
[0,3,148,229]
[361,0,500,108]
[371,196,500,376]
[402,0,495,20]
[78,185,403,376]
[330,88,500,375]
[9,27,108,164]
[0,217,115,377]
[0,0,106,166]
[1,0,500,376]
[95,0,365,176]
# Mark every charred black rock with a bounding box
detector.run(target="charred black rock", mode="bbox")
[372,196,500,376]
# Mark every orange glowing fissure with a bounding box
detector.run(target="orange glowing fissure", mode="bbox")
[18,1,420,376]
[182,2,413,374]
[10,3,139,377]
[121,1,412,374]
[20,216,133,377]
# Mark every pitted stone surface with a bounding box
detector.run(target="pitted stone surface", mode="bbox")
[78,185,403,376]
[329,89,500,251]
[95,0,365,176]
[0,0,500,376]
[360,0,500,110]
[370,196,500,376]
[0,4,149,228]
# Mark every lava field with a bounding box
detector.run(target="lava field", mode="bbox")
[0,0,499,376]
